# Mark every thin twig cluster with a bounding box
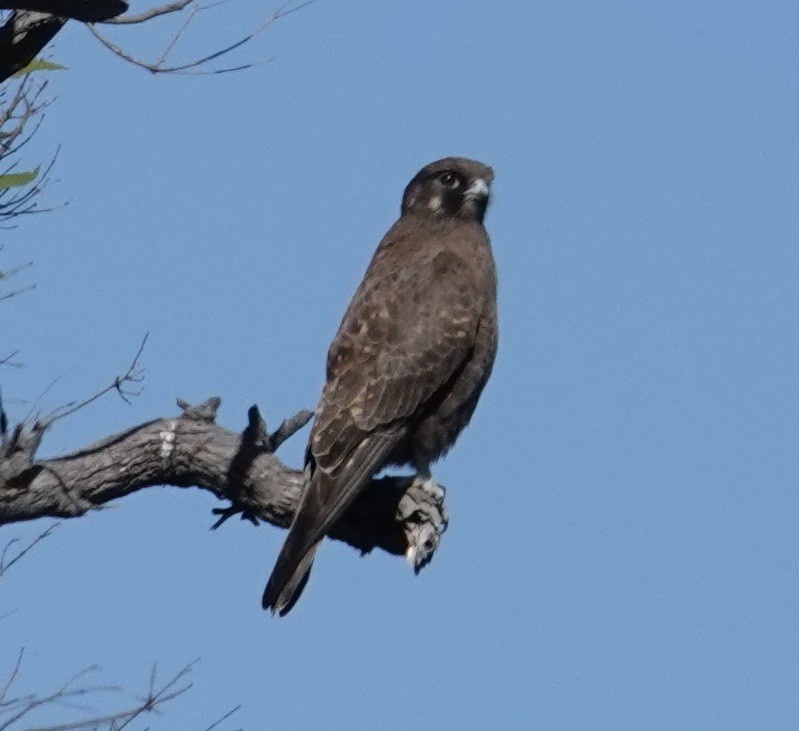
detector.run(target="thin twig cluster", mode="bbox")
[89,0,319,75]
[0,72,56,226]
[0,652,210,731]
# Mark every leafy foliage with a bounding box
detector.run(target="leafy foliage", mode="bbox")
[12,59,65,77]
[0,167,39,191]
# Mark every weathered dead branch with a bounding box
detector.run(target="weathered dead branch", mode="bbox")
[0,396,449,567]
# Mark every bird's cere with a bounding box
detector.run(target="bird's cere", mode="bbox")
[466,178,490,199]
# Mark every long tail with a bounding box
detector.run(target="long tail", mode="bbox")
[262,434,399,615]
[262,534,321,616]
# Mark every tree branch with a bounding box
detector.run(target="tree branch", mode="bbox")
[0,522,58,577]
[0,397,449,569]
[85,0,314,76]
[0,0,317,84]
[42,333,147,427]
[100,0,190,25]
[0,73,59,227]
[0,657,194,731]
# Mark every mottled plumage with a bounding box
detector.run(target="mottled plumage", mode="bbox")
[263,157,498,615]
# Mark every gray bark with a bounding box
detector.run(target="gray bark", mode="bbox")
[0,397,449,566]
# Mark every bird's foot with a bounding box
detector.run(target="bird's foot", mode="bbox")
[397,474,449,573]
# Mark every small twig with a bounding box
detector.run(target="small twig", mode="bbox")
[102,0,193,24]
[0,261,33,280]
[0,649,24,705]
[113,660,197,730]
[43,334,148,427]
[210,405,311,529]
[0,145,62,227]
[268,409,313,452]
[0,76,59,224]
[243,404,270,449]
[203,704,242,731]
[0,283,35,303]
[154,3,196,65]
[0,523,59,577]
[0,665,119,731]
[0,351,22,369]
[8,662,195,731]
[21,368,73,425]
[87,0,319,75]
[86,21,258,74]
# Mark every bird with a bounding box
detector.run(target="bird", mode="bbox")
[262,156,498,615]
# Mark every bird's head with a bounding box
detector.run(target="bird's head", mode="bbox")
[401,157,494,223]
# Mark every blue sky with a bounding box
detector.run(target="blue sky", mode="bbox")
[3,1,799,728]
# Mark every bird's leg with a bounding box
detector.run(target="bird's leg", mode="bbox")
[412,465,445,502]
[398,464,449,572]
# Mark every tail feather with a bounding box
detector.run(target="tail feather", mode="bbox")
[262,434,401,615]
[262,538,320,616]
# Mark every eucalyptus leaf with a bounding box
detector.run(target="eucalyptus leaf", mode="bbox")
[0,167,40,190]
[12,59,66,77]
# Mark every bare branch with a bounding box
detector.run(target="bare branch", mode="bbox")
[0,649,24,705]
[0,261,32,280]
[102,0,192,25]
[0,522,58,577]
[0,261,37,305]
[0,73,58,228]
[0,664,119,731]
[0,397,449,570]
[111,661,195,731]
[86,0,319,75]
[203,704,242,731]
[0,72,60,226]
[268,408,313,451]
[86,20,259,75]
[20,371,68,426]
[0,283,34,302]
[0,353,22,369]
[153,1,195,65]
[0,659,194,731]
[43,333,148,427]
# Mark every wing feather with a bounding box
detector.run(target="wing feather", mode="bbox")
[320,238,484,442]
[263,221,489,613]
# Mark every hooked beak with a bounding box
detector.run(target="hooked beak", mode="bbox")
[465,178,490,200]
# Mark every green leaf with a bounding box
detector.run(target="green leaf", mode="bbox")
[0,167,40,190]
[12,59,66,77]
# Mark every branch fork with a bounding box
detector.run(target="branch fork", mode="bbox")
[0,396,450,577]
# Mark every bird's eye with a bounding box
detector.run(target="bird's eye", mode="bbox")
[438,172,460,189]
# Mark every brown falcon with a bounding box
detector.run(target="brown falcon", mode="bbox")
[262,157,498,615]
